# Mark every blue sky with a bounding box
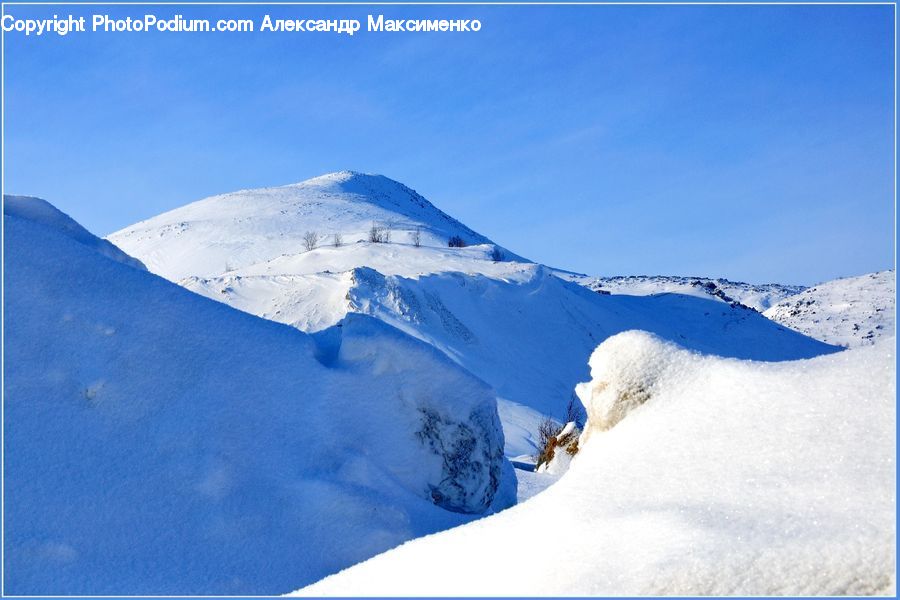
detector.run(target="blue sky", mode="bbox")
[4,4,894,284]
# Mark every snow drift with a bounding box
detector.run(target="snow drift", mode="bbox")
[3,197,513,595]
[299,332,896,596]
[5,195,146,270]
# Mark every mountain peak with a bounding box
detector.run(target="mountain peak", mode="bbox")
[108,172,504,280]
[293,171,421,201]
[299,170,380,185]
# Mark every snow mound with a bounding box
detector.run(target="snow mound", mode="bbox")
[764,270,895,347]
[575,330,699,437]
[299,333,895,596]
[4,195,145,270]
[4,203,513,595]
[107,171,519,280]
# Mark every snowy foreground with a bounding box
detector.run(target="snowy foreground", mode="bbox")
[4,197,514,595]
[5,173,894,596]
[300,332,896,596]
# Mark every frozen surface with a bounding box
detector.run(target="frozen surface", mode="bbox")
[299,332,895,596]
[764,270,895,347]
[108,173,840,458]
[4,198,513,595]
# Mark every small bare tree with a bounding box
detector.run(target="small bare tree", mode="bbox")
[412,227,422,247]
[448,235,466,248]
[369,222,383,243]
[303,231,320,252]
[369,222,393,243]
[383,219,394,244]
[332,232,343,247]
[535,417,563,467]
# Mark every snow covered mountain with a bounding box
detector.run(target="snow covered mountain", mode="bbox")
[299,332,896,596]
[108,170,518,280]
[108,172,840,460]
[4,196,514,595]
[764,270,895,347]
[566,274,804,312]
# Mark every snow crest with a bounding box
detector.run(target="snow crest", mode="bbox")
[4,195,146,270]
[576,331,698,438]
[299,334,895,596]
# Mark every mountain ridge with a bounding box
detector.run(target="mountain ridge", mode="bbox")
[107,171,521,280]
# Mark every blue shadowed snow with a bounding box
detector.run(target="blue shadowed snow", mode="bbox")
[3,198,514,595]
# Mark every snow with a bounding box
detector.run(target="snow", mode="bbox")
[4,195,146,271]
[107,171,521,280]
[566,274,804,312]
[4,198,514,595]
[764,270,895,347]
[512,468,561,503]
[107,173,840,464]
[7,175,891,595]
[298,332,895,596]
[183,261,837,459]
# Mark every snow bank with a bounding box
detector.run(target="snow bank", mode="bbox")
[4,202,512,595]
[4,195,145,270]
[575,330,700,438]
[299,332,895,596]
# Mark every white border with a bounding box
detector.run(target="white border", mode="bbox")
[1,1,896,598]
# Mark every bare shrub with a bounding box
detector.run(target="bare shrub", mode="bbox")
[369,222,387,243]
[302,231,320,252]
[448,235,467,248]
[535,410,583,469]
[535,417,562,467]
[412,227,422,247]
[332,232,343,247]
[489,246,504,262]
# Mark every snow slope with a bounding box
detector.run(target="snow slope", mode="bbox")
[299,332,896,596]
[5,195,146,270]
[184,257,838,452]
[107,171,518,280]
[764,270,895,347]
[108,173,839,460]
[567,274,804,312]
[4,199,514,595]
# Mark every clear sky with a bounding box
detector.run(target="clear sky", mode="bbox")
[4,4,894,285]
